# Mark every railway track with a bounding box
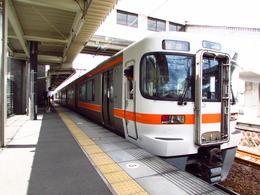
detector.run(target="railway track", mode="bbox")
[235,149,260,170]
[235,121,260,169]
[218,122,259,194]
[214,184,239,195]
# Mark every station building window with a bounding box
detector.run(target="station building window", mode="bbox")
[148,17,166,31]
[169,22,183,31]
[117,10,138,27]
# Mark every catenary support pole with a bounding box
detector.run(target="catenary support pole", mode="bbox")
[29,41,38,120]
[0,0,7,147]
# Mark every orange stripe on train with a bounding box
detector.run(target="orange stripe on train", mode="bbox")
[78,102,101,112]
[87,57,123,77]
[119,111,221,125]
[78,102,221,125]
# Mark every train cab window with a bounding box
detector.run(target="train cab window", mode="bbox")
[124,66,134,99]
[140,53,194,101]
[202,57,220,101]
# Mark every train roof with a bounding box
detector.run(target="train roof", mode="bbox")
[116,31,228,54]
[59,32,234,91]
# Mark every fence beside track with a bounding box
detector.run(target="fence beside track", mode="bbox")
[236,122,260,133]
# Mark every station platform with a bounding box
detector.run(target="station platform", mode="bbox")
[0,105,228,195]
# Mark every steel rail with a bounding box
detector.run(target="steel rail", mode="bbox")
[235,149,260,170]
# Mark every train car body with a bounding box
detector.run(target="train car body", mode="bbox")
[57,32,241,183]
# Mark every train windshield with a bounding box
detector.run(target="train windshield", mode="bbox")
[140,53,194,100]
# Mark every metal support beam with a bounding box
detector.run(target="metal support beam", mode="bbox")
[1,0,8,147]
[62,11,84,59]
[63,0,93,59]
[29,41,38,120]
[12,53,63,64]
[7,0,29,57]
[8,35,68,44]
[13,0,81,12]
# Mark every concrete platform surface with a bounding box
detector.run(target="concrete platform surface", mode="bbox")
[0,108,112,195]
[0,105,237,195]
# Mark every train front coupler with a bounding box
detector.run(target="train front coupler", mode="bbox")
[196,147,223,184]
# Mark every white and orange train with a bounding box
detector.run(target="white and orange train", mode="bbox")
[57,32,241,183]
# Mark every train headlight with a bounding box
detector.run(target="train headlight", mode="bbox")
[161,115,185,124]
[230,113,238,121]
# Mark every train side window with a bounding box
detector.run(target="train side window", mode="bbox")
[86,80,94,101]
[79,80,94,101]
[68,87,75,100]
[79,83,87,100]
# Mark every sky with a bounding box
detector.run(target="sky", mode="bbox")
[73,54,108,71]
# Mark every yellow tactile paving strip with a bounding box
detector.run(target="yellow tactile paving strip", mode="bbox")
[55,108,149,195]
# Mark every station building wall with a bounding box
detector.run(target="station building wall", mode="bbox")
[7,58,46,116]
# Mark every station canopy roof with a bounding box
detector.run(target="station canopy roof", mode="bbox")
[7,0,119,88]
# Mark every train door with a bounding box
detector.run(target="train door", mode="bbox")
[124,61,137,139]
[102,69,115,129]
[195,50,231,146]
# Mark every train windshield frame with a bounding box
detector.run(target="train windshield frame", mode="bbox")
[140,52,194,101]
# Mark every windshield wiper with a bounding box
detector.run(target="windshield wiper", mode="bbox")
[177,77,191,106]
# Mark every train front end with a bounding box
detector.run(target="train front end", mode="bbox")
[126,33,242,183]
